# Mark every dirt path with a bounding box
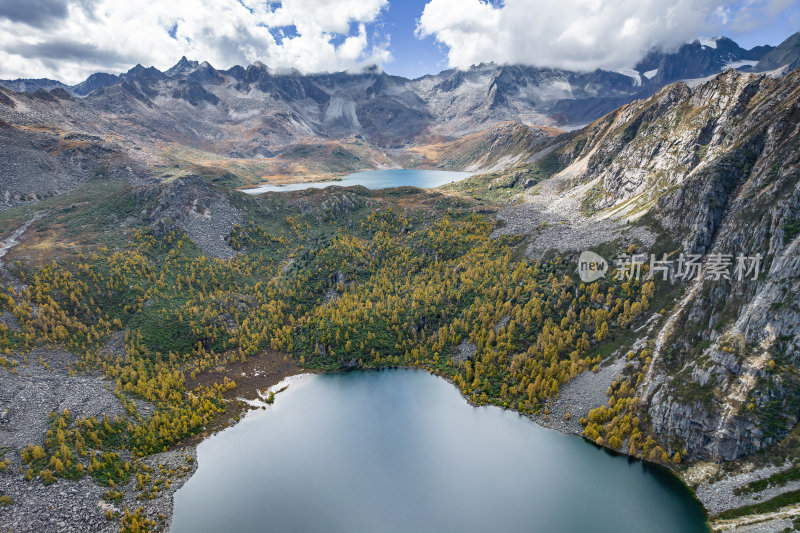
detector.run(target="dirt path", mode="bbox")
[0,212,45,265]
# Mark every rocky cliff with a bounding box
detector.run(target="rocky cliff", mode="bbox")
[505,66,800,463]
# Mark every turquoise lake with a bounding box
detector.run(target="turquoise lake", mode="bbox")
[170,369,708,533]
[242,169,473,193]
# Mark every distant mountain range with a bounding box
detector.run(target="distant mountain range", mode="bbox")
[2,33,798,138]
[0,32,798,211]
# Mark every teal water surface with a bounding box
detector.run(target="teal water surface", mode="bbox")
[242,169,472,194]
[170,369,708,533]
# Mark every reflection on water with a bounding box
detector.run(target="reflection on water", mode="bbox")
[171,369,708,533]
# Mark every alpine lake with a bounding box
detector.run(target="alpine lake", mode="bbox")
[171,369,708,533]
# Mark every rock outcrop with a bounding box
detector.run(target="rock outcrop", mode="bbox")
[517,66,800,462]
[148,176,244,259]
[490,64,799,464]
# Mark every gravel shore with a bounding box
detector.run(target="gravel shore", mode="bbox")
[0,347,196,533]
[0,446,196,533]
[533,354,629,435]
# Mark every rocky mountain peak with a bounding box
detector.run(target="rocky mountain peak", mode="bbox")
[166,56,200,75]
[71,72,120,96]
[755,31,800,72]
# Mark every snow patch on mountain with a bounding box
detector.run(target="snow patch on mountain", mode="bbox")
[699,37,719,49]
[615,69,642,86]
[723,60,758,70]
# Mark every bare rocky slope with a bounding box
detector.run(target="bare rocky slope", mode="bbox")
[497,65,800,457]
[547,67,800,463]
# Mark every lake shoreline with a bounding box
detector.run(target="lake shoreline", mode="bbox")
[237,166,463,191]
[146,352,311,532]
[239,168,474,194]
[0,359,709,533]
[331,364,713,529]
[170,365,707,531]
[187,363,709,518]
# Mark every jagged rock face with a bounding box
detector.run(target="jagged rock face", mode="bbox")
[756,32,800,72]
[651,195,800,459]
[536,66,800,461]
[170,80,219,107]
[647,385,774,460]
[572,69,791,225]
[415,63,643,133]
[636,37,770,86]
[648,72,800,460]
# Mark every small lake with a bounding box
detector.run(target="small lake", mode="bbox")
[170,369,708,533]
[242,169,472,194]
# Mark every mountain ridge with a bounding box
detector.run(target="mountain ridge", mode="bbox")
[2,33,793,137]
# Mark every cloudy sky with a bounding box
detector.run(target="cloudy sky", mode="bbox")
[0,0,797,83]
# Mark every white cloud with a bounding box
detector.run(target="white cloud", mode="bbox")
[415,0,791,72]
[0,0,390,83]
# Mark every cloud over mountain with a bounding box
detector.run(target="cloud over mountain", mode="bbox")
[415,0,796,71]
[0,0,796,83]
[0,0,391,83]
